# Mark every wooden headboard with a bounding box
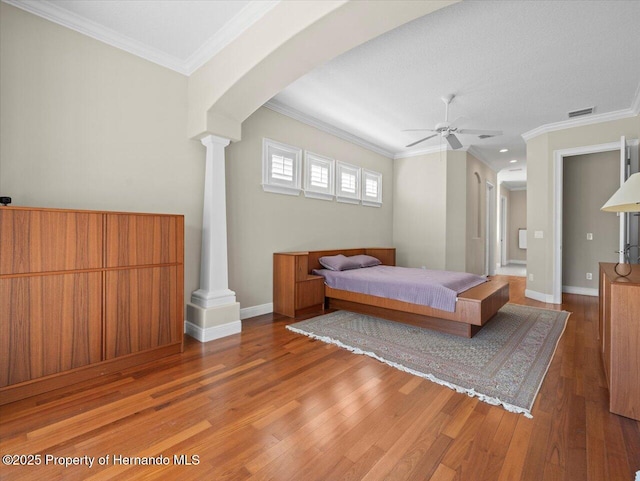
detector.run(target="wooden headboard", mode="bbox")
[307,247,396,273]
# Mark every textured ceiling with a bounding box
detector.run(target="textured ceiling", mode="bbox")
[273,0,640,175]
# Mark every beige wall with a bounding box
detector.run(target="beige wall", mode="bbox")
[225,107,394,308]
[393,151,447,269]
[465,153,497,275]
[445,150,467,272]
[508,190,527,263]
[0,2,395,314]
[562,151,619,290]
[0,3,205,311]
[525,115,640,299]
[393,149,497,275]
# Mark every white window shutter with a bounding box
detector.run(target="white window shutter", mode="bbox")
[262,138,302,196]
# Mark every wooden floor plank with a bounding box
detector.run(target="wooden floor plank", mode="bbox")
[0,276,638,480]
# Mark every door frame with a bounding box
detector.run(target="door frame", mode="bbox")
[552,138,627,304]
[500,194,508,266]
[485,181,496,276]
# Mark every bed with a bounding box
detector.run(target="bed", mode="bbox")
[305,247,509,338]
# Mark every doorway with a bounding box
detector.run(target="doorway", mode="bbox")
[552,137,638,303]
[562,151,620,296]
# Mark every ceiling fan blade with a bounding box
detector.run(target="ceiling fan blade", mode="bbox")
[401,128,436,132]
[406,133,438,148]
[446,134,463,150]
[457,129,503,136]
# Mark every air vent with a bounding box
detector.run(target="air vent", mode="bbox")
[509,168,523,172]
[568,107,594,118]
[478,134,494,139]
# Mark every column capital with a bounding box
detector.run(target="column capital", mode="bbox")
[200,134,231,148]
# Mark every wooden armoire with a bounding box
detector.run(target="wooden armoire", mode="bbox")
[0,206,184,404]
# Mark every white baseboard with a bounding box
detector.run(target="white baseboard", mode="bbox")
[508,260,527,265]
[562,286,599,297]
[184,320,242,342]
[240,302,273,320]
[525,289,557,304]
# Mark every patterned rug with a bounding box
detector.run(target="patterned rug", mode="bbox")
[286,304,569,418]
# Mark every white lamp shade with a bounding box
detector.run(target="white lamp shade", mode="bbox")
[601,172,640,212]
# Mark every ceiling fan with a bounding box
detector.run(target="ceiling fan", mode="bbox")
[404,94,502,149]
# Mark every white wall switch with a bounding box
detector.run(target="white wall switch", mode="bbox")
[587,233,593,240]
[529,273,534,281]
[534,231,544,239]
[586,273,593,280]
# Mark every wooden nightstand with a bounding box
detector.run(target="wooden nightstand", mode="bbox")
[273,252,325,317]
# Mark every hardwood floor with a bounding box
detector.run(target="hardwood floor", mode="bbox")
[1,276,638,480]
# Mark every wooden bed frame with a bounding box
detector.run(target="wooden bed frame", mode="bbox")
[306,247,509,338]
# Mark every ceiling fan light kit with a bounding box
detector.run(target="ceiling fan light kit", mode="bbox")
[405,94,503,150]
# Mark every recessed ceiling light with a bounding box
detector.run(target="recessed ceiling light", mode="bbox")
[500,149,508,153]
[510,159,517,163]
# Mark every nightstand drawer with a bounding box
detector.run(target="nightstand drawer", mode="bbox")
[295,277,325,310]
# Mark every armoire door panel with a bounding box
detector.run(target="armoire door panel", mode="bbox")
[105,214,177,268]
[0,273,102,387]
[0,209,103,275]
[104,266,178,359]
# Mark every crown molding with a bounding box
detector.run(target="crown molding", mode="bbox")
[632,81,640,115]
[4,0,188,74]
[3,0,278,76]
[504,185,527,192]
[183,1,279,75]
[466,145,498,172]
[264,100,395,159]
[522,105,639,142]
[393,144,497,172]
[393,145,447,159]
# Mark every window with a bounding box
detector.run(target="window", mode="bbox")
[304,151,334,200]
[336,161,361,204]
[361,169,382,207]
[262,138,302,196]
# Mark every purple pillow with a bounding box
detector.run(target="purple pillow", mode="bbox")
[318,254,360,271]
[349,254,382,268]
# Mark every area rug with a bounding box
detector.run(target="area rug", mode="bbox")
[286,304,569,418]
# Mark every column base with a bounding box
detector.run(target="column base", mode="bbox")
[191,288,237,308]
[185,301,241,342]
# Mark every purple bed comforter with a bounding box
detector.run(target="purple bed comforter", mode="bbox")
[313,265,487,313]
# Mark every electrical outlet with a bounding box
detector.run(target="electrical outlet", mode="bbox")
[586,273,593,280]
[534,231,544,239]
[586,233,593,240]
[529,273,534,281]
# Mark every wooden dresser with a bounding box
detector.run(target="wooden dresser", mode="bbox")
[598,262,640,420]
[0,206,184,404]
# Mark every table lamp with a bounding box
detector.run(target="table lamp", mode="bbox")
[601,172,640,276]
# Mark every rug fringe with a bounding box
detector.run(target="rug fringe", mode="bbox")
[286,324,534,418]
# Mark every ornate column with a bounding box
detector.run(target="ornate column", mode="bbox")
[185,134,241,342]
